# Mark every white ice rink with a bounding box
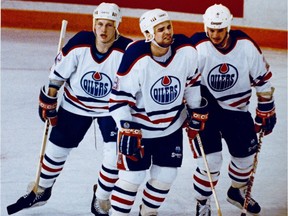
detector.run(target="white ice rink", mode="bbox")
[1,28,287,216]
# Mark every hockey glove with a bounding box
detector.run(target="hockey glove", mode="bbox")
[186,99,208,141]
[255,99,276,136]
[118,120,143,161]
[38,86,58,126]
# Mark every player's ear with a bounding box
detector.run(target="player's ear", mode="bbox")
[145,31,153,41]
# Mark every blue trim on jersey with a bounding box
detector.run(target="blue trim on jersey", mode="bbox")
[109,101,127,113]
[111,88,136,99]
[75,94,108,103]
[190,30,262,54]
[217,89,252,102]
[134,104,185,131]
[117,34,193,76]
[142,103,184,117]
[53,70,65,80]
[62,31,132,63]
[63,95,102,113]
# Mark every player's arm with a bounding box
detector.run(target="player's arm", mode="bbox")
[248,45,277,136]
[184,56,208,140]
[39,38,78,126]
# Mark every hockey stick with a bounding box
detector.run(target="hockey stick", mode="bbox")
[33,19,68,193]
[195,134,222,216]
[240,131,264,216]
[6,20,68,215]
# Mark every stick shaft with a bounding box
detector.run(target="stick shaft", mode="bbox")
[195,134,222,216]
[57,20,68,54]
[33,20,68,193]
[240,131,264,215]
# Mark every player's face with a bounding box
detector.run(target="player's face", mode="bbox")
[153,21,173,47]
[94,19,116,44]
[207,27,228,46]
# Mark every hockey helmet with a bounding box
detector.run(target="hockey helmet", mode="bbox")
[139,9,171,42]
[203,4,233,33]
[93,2,122,31]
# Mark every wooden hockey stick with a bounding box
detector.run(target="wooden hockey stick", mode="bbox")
[6,20,68,215]
[33,19,68,193]
[240,131,264,216]
[195,133,222,216]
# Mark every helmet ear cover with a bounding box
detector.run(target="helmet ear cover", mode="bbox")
[93,2,122,32]
[139,8,171,42]
[203,4,233,33]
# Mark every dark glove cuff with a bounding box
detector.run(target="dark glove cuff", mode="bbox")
[257,99,275,112]
[39,86,57,104]
[188,97,208,116]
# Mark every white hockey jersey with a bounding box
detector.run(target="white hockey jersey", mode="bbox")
[109,34,202,138]
[49,31,132,117]
[190,30,273,112]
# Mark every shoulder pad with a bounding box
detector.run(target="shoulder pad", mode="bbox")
[117,40,149,75]
[190,32,208,47]
[230,30,262,53]
[113,36,133,51]
[62,31,94,55]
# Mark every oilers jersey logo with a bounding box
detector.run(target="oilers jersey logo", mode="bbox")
[150,76,181,105]
[80,71,112,98]
[207,63,238,92]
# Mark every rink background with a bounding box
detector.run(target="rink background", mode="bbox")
[1,28,287,215]
[2,0,287,49]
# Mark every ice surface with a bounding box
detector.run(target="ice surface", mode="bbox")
[1,28,287,216]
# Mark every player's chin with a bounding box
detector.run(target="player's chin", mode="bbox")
[211,39,221,45]
[161,39,173,47]
[99,34,108,41]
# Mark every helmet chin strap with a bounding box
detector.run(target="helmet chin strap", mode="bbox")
[152,40,165,48]
[151,39,173,49]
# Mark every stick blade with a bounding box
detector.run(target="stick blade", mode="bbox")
[7,191,36,215]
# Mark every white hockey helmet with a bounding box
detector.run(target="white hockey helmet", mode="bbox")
[93,2,122,31]
[139,9,171,42]
[203,4,233,33]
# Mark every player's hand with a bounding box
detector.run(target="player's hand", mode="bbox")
[255,99,276,136]
[38,86,58,126]
[186,99,208,141]
[118,120,143,161]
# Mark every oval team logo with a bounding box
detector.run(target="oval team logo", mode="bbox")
[151,76,181,105]
[81,71,112,98]
[207,63,238,92]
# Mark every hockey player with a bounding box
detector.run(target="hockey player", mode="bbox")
[7,3,132,216]
[190,4,276,216]
[109,8,208,216]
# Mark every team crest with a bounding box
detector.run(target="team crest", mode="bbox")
[207,63,238,92]
[150,76,180,105]
[81,71,112,98]
[171,146,182,158]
